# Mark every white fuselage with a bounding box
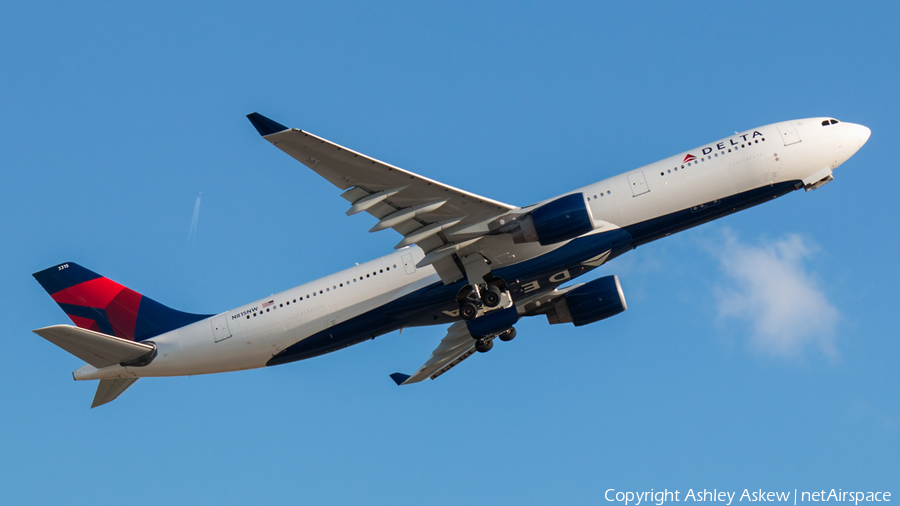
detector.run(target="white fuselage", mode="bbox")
[75,118,870,381]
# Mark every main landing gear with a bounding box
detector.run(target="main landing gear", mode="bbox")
[457,277,512,321]
[474,327,516,353]
[455,253,517,354]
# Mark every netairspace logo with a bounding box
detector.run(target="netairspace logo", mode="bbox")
[605,489,892,506]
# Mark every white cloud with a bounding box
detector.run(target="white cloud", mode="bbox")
[712,230,839,358]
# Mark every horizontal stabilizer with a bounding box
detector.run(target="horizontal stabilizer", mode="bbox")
[92,378,139,408]
[33,325,155,368]
[389,373,411,386]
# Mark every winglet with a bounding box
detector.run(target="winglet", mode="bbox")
[389,373,411,386]
[246,112,289,136]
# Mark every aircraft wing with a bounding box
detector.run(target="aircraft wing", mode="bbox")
[248,113,518,283]
[389,322,477,385]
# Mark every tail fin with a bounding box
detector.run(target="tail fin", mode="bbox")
[33,262,210,342]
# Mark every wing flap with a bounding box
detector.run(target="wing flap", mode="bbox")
[33,325,155,368]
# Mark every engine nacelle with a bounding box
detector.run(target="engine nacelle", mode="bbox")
[547,275,627,327]
[512,193,595,246]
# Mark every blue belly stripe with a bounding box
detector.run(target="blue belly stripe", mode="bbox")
[266,180,800,366]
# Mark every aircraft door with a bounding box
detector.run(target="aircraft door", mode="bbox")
[627,171,650,196]
[402,253,416,274]
[775,122,801,146]
[211,314,232,342]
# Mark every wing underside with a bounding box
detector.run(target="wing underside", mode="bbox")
[392,322,478,385]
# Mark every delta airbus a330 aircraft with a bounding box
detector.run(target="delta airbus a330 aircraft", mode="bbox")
[33,114,870,407]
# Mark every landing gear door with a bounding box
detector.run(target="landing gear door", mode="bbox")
[775,122,801,146]
[627,171,650,197]
[211,314,232,342]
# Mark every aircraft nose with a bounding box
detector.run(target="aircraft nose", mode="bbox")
[855,124,871,148]
[844,123,872,150]
[834,123,870,167]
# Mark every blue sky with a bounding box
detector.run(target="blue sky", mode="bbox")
[2,1,897,504]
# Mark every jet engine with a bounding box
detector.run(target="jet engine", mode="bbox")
[511,193,596,246]
[547,275,627,327]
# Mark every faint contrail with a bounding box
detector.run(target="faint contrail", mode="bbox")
[187,193,202,249]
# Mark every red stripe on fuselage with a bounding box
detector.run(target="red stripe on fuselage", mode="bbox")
[51,277,124,308]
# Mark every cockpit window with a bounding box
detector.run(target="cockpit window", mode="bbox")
[830,119,839,124]
[822,120,830,126]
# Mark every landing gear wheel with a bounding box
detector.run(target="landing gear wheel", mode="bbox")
[483,285,503,308]
[460,300,479,320]
[475,338,493,353]
[498,328,517,342]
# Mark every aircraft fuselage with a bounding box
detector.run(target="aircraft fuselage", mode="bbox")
[73,118,870,382]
